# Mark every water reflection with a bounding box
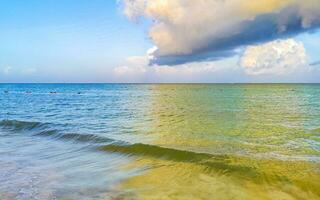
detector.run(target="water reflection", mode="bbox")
[115,84,320,200]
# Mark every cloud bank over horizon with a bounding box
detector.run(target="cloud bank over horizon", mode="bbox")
[113,38,320,82]
[121,0,320,65]
[114,53,229,81]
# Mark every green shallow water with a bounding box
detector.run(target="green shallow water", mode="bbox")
[0,84,319,199]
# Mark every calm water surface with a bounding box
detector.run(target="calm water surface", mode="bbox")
[0,84,319,200]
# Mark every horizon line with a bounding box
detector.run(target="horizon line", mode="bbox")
[1,82,320,84]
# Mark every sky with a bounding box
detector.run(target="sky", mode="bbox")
[0,0,320,83]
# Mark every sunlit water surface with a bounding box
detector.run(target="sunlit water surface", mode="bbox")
[0,84,319,200]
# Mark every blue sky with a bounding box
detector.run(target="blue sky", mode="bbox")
[0,0,319,83]
[0,0,152,82]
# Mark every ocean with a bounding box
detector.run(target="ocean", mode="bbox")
[0,84,319,200]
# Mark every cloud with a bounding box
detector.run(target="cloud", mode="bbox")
[115,44,320,82]
[114,47,230,81]
[121,0,320,65]
[114,56,148,76]
[115,39,320,82]
[1,66,38,77]
[21,67,37,75]
[2,66,12,75]
[310,60,320,66]
[114,55,221,76]
[240,39,309,75]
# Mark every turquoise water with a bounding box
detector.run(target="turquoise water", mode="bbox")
[0,84,319,200]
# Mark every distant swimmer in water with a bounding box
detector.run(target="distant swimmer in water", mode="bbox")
[50,91,57,94]
[77,92,81,94]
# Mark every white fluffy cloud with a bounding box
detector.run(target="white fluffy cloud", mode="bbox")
[121,0,320,65]
[240,39,308,75]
